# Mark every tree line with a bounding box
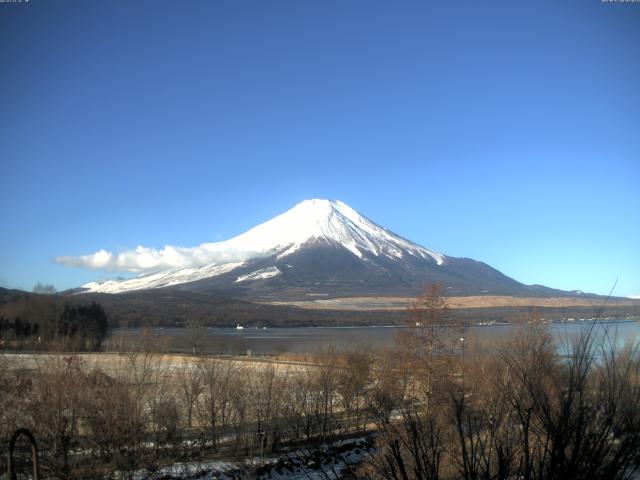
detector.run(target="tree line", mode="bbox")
[0,293,108,351]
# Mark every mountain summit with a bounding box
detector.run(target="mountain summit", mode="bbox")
[202,199,445,263]
[81,199,562,299]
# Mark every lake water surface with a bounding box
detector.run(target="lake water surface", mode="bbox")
[111,320,640,355]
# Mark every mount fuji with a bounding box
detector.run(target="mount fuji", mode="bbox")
[79,199,567,299]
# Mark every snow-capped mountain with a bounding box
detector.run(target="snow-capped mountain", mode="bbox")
[80,199,557,299]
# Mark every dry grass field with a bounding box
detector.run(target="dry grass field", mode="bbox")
[265,295,640,311]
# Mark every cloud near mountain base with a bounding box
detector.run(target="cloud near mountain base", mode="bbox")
[53,244,260,273]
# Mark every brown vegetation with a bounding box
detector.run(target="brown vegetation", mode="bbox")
[364,322,640,480]
[266,295,640,310]
[1,285,639,479]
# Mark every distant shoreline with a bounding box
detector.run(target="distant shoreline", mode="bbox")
[111,317,638,333]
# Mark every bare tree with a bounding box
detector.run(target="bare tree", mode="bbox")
[28,355,86,478]
[310,345,339,439]
[177,359,203,429]
[366,406,444,480]
[397,283,458,402]
[81,368,146,477]
[184,316,207,355]
[337,345,374,433]
[251,364,289,456]
[197,358,240,450]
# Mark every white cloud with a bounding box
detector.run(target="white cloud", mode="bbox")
[54,243,263,273]
[629,294,640,299]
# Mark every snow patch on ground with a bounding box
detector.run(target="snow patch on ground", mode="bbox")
[128,437,375,480]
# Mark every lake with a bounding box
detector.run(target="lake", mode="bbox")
[109,320,640,355]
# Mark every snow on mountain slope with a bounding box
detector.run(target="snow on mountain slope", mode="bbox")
[235,266,282,283]
[200,199,444,263]
[82,262,244,294]
[81,199,445,294]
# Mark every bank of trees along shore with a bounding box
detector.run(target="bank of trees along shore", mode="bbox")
[0,284,639,479]
[0,294,109,351]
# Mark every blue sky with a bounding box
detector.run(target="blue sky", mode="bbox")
[1,0,639,297]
